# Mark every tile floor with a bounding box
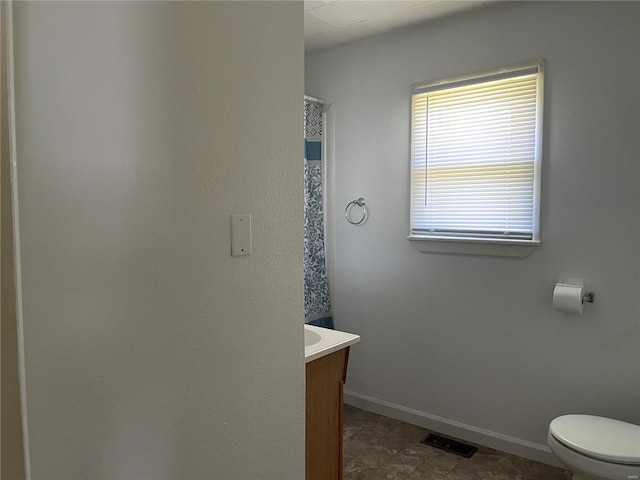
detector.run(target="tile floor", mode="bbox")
[343,405,572,480]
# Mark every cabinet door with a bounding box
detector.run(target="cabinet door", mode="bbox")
[306,347,350,480]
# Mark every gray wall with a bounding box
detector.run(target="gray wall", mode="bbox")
[306,0,639,454]
[14,2,304,478]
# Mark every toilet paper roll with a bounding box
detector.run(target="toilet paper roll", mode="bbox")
[553,283,585,314]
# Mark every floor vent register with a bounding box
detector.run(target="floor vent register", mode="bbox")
[421,433,478,458]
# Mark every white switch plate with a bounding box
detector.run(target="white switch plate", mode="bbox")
[231,215,252,256]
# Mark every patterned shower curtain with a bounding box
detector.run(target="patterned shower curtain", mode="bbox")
[304,99,333,329]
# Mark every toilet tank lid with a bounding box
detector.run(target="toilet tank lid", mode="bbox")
[550,415,640,465]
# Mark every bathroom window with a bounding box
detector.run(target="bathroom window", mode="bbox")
[409,61,544,257]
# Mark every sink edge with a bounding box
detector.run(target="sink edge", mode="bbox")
[304,324,360,364]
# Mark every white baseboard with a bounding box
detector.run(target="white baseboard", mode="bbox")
[343,390,562,468]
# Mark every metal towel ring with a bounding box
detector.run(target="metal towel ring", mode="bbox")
[345,198,367,225]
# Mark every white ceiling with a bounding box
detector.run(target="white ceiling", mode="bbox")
[305,0,490,52]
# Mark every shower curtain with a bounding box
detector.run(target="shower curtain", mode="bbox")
[304,98,333,329]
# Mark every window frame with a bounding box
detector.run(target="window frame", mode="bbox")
[408,60,545,258]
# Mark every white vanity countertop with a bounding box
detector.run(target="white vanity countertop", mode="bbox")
[304,324,360,363]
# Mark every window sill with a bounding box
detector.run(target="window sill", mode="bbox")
[407,235,540,258]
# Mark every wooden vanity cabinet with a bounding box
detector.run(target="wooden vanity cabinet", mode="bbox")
[305,347,350,480]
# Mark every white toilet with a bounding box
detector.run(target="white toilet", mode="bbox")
[547,414,640,480]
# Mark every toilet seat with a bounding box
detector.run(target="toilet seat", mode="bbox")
[549,415,640,465]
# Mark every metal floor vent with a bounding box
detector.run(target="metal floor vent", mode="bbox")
[420,433,478,459]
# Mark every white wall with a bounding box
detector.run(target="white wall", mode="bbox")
[14,2,304,478]
[306,0,639,461]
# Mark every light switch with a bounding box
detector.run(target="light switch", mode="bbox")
[231,215,252,256]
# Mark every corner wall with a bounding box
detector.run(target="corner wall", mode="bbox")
[1,3,26,477]
[306,0,640,463]
[13,2,304,478]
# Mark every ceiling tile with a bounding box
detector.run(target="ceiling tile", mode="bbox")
[362,1,483,33]
[361,5,433,32]
[304,12,337,36]
[304,0,490,52]
[304,1,326,11]
[362,1,431,14]
[307,1,380,28]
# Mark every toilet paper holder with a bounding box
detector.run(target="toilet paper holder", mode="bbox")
[553,280,595,314]
[557,279,595,304]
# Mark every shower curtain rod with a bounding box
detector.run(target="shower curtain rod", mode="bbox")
[304,95,325,105]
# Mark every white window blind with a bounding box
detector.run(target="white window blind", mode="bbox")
[410,62,544,242]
